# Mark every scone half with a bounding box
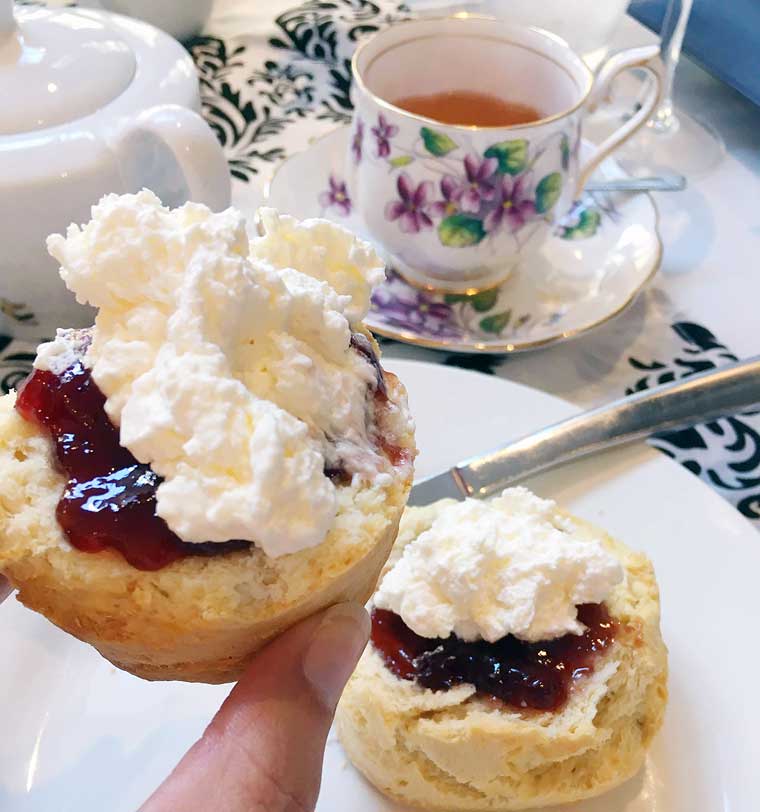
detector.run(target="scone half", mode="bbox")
[336,502,668,811]
[0,367,414,685]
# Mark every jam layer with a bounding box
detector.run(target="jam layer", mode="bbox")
[350,332,409,468]
[371,604,616,711]
[16,361,250,571]
[16,334,403,571]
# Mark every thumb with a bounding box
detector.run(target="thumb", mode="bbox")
[141,602,370,812]
[0,576,11,604]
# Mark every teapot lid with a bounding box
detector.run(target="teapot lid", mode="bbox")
[0,3,137,135]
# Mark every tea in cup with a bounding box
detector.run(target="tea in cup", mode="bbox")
[392,90,542,128]
[348,17,663,293]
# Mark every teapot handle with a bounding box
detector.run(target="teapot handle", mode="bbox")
[113,104,231,211]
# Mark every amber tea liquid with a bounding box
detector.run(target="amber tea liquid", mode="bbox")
[392,90,542,127]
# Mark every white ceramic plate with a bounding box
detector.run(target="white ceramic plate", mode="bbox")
[1,361,757,811]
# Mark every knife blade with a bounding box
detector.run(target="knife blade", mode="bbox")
[408,355,760,507]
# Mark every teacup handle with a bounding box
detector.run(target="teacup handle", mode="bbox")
[577,45,665,195]
[112,104,231,211]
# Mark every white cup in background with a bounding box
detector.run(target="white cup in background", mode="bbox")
[98,0,214,41]
[408,0,631,67]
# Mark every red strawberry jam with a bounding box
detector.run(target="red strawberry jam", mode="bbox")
[350,333,410,469]
[370,604,617,711]
[16,360,250,571]
[15,334,401,571]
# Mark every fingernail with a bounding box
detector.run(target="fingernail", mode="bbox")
[302,602,370,710]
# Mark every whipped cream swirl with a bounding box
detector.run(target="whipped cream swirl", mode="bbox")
[41,191,389,558]
[375,488,623,642]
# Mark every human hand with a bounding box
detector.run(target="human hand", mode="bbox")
[140,602,370,812]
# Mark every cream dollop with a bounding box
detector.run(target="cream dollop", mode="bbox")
[374,488,623,642]
[43,191,387,558]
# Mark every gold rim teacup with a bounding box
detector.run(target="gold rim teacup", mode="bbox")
[347,16,663,293]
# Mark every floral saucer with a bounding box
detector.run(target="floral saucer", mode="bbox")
[266,127,662,354]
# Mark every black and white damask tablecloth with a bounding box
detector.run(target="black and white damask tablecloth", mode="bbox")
[4,0,759,525]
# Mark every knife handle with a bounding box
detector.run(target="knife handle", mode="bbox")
[455,356,760,499]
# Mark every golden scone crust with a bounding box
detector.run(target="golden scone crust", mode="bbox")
[336,501,668,811]
[0,366,414,684]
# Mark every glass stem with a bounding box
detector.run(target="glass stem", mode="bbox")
[651,0,693,133]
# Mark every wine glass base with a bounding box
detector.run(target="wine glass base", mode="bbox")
[614,112,726,178]
[583,94,726,179]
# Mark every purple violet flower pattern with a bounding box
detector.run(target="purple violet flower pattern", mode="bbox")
[372,277,458,338]
[351,118,364,164]
[484,174,536,233]
[369,123,569,246]
[371,113,398,158]
[459,154,498,213]
[319,174,351,216]
[384,173,433,233]
[431,175,464,218]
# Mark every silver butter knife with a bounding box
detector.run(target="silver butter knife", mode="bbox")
[409,356,760,506]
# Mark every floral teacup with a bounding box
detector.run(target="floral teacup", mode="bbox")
[348,16,663,293]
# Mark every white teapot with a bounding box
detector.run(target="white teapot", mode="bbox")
[0,1,231,337]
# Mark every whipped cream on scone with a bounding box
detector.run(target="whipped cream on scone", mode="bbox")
[374,487,623,642]
[41,190,398,557]
[0,192,415,683]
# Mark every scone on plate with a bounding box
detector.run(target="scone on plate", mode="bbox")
[0,191,415,684]
[336,488,668,811]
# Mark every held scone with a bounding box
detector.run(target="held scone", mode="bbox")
[336,489,668,811]
[0,192,415,684]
